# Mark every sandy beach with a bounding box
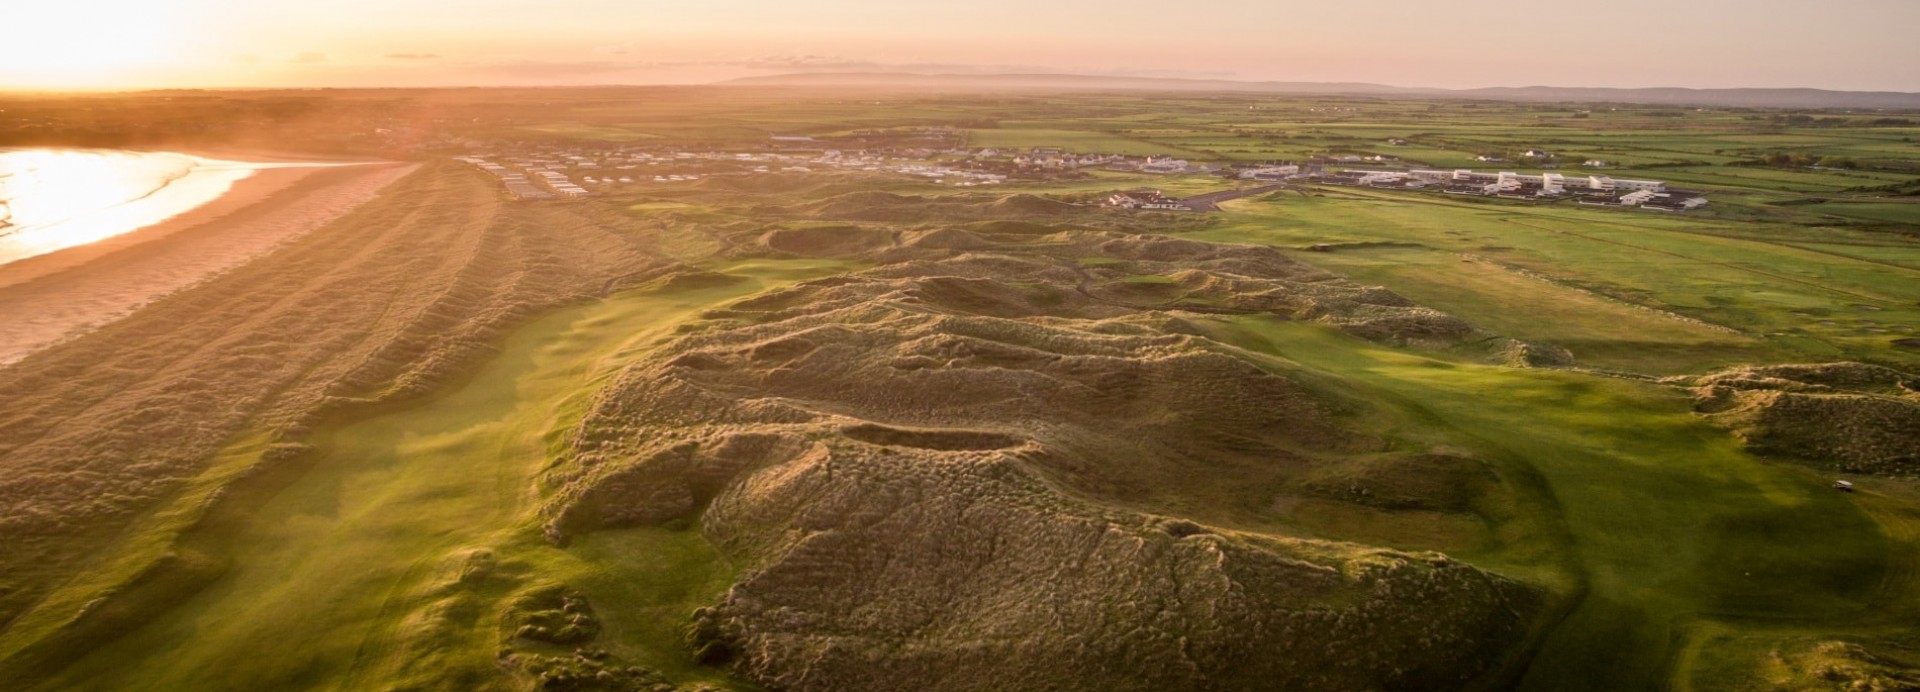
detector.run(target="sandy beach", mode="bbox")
[0,157,418,364]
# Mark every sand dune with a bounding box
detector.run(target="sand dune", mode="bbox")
[0,161,671,631]
[537,223,1548,691]
[0,161,416,364]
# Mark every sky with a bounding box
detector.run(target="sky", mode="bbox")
[2,0,1917,92]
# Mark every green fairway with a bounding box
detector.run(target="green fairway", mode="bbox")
[964,127,1179,155]
[18,259,855,691]
[518,123,664,141]
[1214,319,1903,691]
[1188,189,1920,373]
[1812,200,1920,226]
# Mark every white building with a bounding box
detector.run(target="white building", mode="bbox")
[1108,190,1192,211]
[1240,164,1300,180]
[1139,157,1191,173]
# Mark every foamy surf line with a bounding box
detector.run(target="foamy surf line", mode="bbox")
[0,149,377,267]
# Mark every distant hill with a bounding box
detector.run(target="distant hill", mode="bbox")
[1453,85,1920,109]
[722,72,1920,110]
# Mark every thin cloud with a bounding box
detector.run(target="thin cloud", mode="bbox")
[456,51,1233,82]
[468,59,639,79]
[385,53,441,60]
[700,55,1233,79]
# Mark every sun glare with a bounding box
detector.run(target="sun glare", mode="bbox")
[0,4,178,87]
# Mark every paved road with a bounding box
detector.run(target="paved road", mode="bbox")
[1179,183,1288,212]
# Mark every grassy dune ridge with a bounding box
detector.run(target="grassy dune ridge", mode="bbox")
[6,164,1911,690]
[17,261,851,690]
[1215,320,1905,691]
[0,161,674,673]
[0,89,1918,690]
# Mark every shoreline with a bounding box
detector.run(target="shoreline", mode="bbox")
[0,154,418,365]
[0,147,385,286]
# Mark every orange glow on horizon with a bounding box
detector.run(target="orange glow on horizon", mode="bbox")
[0,4,183,89]
[0,1,1914,92]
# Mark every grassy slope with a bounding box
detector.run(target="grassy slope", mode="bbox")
[25,259,854,691]
[514,96,1920,686]
[9,93,1920,690]
[1215,319,1899,691]
[1188,191,1920,374]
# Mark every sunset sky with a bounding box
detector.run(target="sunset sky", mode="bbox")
[3,0,1916,91]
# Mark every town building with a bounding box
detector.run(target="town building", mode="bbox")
[1108,190,1192,211]
[1239,164,1300,181]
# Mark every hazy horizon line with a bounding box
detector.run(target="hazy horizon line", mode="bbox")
[3,71,1916,97]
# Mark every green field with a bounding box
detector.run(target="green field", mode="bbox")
[449,92,1920,689]
[9,258,855,691]
[5,89,1920,691]
[1216,320,1910,691]
[964,127,1182,156]
[1178,188,1920,373]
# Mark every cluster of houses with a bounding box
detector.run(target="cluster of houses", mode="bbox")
[985,147,1220,175]
[1316,168,1707,210]
[454,136,1267,201]
[1320,154,1400,165]
[458,151,733,199]
[455,157,559,200]
[1237,164,1302,181]
[1106,190,1193,211]
[453,134,1702,213]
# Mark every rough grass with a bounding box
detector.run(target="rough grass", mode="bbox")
[540,238,1554,691]
[1213,319,1900,691]
[1190,189,1920,373]
[6,91,1920,691]
[0,161,659,630]
[11,260,851,691]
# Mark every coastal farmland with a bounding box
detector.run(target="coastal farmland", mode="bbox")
[0,88,1916,691]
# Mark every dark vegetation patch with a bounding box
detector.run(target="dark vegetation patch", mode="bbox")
[504,649,692,692]
[511,585,602,646]
[758,224,893,257]
[1299,454,1498,513]
[1298,240,1428,252]
[839,423,1023,451]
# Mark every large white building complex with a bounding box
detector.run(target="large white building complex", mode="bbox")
[1317,167,1706,211]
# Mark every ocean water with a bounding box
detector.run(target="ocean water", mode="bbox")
[0,149,262,266]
